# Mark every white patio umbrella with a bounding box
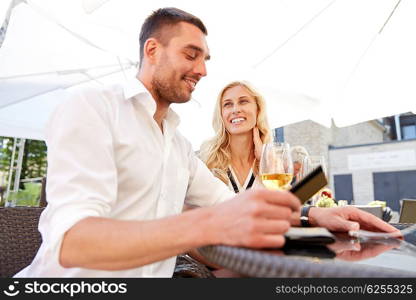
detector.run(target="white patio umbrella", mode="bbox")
[0,0,137,139]
[1,0,415,150]
[0,0,137,196]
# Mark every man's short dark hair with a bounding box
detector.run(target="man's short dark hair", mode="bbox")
[139,7,207,66]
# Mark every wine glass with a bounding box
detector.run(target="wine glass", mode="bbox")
[259,142,294,191]
[291,146,310,184]
[308,155,328,205]
[309,155,328,176]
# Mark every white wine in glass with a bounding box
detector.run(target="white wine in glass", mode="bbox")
[260,173,293,190]
[260,142,294,191]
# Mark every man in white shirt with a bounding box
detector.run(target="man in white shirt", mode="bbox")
[16,7,398,277]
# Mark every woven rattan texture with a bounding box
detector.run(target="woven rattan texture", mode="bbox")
[0,207,44,277]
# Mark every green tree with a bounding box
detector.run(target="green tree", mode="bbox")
[0,137,47,205]
[20,139,48,180]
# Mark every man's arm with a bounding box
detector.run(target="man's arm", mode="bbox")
[60,207,212,270]
[60,189,300,270]
[289,206,399,233]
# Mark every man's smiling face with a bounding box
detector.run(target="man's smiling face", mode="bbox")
[152,22,210,104]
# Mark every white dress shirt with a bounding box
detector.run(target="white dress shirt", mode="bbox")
[15,78,234,277]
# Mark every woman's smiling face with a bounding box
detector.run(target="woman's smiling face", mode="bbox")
[221,85,258,136]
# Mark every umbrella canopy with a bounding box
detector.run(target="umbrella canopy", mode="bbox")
[1,0,415,149]
[0,0,136,138]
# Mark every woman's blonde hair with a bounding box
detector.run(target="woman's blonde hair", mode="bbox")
[199,81,271,183]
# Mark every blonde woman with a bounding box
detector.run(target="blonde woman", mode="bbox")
[199,81,271,193]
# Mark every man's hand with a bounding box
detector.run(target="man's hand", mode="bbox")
[206,189,301,249]
[308,206,400,233]
[330,240,400,262]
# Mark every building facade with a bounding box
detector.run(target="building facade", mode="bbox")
[280,113,416,212]
[329,139,416,210]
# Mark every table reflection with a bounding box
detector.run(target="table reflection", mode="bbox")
[198,230,416,277]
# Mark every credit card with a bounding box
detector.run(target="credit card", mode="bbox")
[289,165,327,204]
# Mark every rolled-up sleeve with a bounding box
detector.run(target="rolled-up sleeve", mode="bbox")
[184,146,235,207]
[39,87,118,263]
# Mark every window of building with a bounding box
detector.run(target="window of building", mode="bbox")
[402,124,416,140]
[273,127,284,142]
[334,174,354,204]
[395,113,416,140]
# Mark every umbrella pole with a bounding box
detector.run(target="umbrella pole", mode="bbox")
[0,0,24,49]
[5,137,25,206]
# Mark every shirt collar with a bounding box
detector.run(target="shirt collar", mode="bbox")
[122,77,180,129]
[122,77,151,102]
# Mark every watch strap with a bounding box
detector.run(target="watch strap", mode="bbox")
[300,206,312,227]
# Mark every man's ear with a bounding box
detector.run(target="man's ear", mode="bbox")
[143,38,159,65]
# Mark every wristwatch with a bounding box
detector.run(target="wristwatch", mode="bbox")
[300,206,312,227]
